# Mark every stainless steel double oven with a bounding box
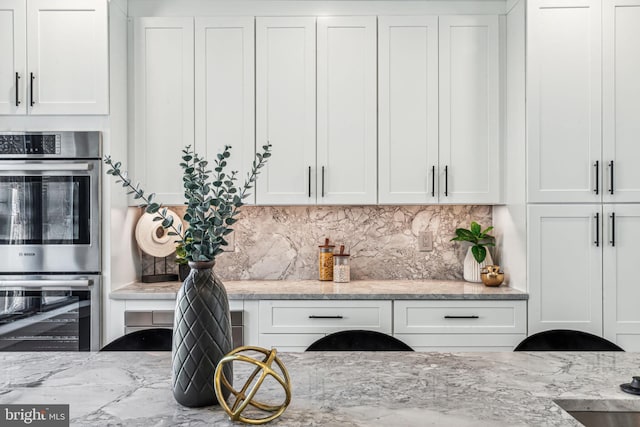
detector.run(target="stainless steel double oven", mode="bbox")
[0,132,101,351]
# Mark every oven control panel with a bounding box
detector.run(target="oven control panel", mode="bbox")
[0,134,61,155]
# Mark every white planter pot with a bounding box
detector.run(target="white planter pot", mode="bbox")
[463,247,492,283]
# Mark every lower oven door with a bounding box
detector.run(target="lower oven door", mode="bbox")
[0,275,100,351]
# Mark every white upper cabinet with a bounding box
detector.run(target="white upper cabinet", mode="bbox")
[195,17,255,203]
[603,0,640,203]
[378,16,439,204]
[0,0,107,115]
[317,17,377,205]
[528,205,603,336]
[133,17,194,205]
[27,0,108,115]
[527,0,602,203]
[603,204,640,351]
[0,0,26,114]
[256,17,316,205]
[439,15,500,204]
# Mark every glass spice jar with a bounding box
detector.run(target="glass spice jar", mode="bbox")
[318,238,335,281]
[333,245,350,283]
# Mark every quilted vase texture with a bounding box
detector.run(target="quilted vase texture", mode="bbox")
[172,261,233,407]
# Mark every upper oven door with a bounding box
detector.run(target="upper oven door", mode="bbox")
[0,160,100,273]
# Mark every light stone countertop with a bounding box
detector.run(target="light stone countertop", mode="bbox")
[0,351,639,426]
[109,279,528,301]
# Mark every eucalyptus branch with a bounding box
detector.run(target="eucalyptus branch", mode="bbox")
[104,156,184,242]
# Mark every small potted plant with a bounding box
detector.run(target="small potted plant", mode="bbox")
[451,221,495,282]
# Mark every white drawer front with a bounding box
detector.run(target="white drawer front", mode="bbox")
[259,300,392,334]
[394,300,526,334]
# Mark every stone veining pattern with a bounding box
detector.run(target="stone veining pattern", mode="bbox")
[1,351,639,426]
[141,205,492,281]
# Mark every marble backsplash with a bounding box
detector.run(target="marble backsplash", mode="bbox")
[141,205,492,281]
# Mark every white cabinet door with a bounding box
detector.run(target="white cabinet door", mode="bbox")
[317,17,377,205]
[26,0,108,115]
[527,0,601,203]
[256,17,316,205]
[603,1,640,203]
[603,204,640,351]
[133,18,194,205]
[195,17,255,203]
[0,0,25,115]
[439,15,500,204]
[528,205,603,335]
[378,16,439,204]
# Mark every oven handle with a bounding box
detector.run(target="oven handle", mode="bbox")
[0,279,92,289]
[0,163,92,172]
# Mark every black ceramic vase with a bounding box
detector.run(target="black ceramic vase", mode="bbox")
[172,260,233,407]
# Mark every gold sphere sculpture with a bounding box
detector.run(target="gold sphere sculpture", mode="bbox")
[214,346,292,425]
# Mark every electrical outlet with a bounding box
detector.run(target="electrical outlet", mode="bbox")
[418,231,433,252]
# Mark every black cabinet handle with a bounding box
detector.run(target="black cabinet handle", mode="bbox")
[609,161,614,195]
[594,212,600,247]
[15,73,20,107]
[610,212,616,247]
[308,315,343,319]
[594,161,599,195]
[444,315,479,319]
[308,166,311,197]
[30,72,35,107]
[444,165,449,197]
[321,166,325,198]
[431,165,435,197]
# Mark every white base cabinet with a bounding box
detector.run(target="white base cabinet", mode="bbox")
[394,300,526,351]
[258,300,392,352]
[529,204,640,350]
[528,205,603,336]
[603,205,640,351]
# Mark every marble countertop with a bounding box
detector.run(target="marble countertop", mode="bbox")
[109,279,528,301]
[1,351,639,426]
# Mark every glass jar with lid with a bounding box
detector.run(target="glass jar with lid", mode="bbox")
[333,245,350,283]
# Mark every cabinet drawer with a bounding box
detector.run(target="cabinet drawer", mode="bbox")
[259,300,392,334]
[394,300,526,334]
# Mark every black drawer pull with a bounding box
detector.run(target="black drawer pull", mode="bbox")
[309,315,343,319]
[444,315,479,319]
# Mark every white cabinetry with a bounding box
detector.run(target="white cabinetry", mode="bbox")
[0,0,108,115]
[133,18,194,205]
[255,17,316,205]
[603,205,640,351]
[378,15,500,204]
[27,0,108,115]
[258,300,392,352]
[0,0,25,114]
[195,17,254,200]
[133,16,255,206]
[394,300,526,351]
[529,0,640,204]
[603,0,640,203]
[317,17,377,205]
[528,205,603,335]
[439,15,500,204]
[378,16,438,204]
[256,16,377,205]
